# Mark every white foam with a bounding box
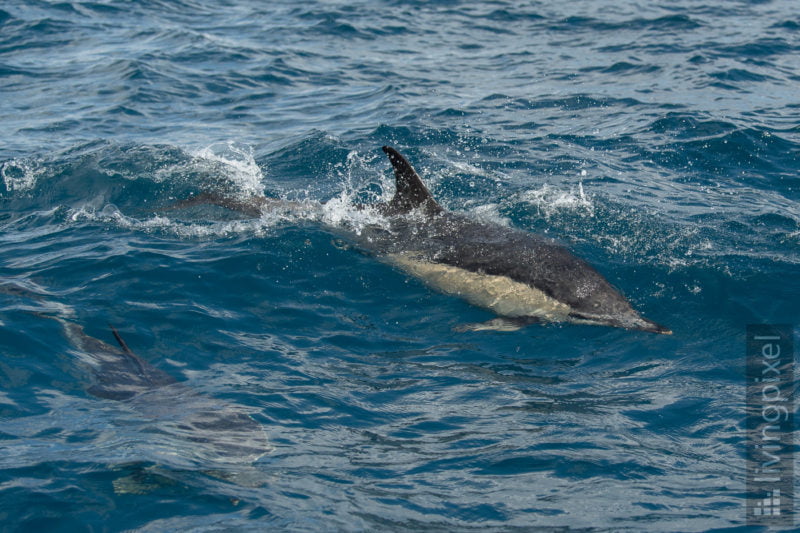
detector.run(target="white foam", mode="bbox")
[464,202,512,227]
[66,203,286,240]
[519,181,594,217]
[320,193,388,236]
[190,141,265,198]
[1,158,43,192]
[342,149,392,202]
[148,142,266,200]
[318,150,392,235]
[450,160,490,177]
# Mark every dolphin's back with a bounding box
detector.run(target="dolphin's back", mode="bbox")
[62,322,177,400]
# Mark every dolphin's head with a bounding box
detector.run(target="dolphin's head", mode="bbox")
[562,275,672,334]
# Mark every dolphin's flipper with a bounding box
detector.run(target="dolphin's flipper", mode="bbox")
[379,146,443,216]
[454,317,539,332]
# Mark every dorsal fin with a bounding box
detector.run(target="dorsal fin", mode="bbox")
[109,325,149,377]
[381,146,442,216]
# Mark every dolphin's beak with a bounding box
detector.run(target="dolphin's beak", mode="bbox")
[629,317,672,335]
[570,312,672,335]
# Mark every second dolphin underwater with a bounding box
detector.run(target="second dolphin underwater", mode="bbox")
[180,146,670,334]
[55,317,272,467]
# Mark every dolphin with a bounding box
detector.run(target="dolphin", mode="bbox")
[363,147,669,334]
[177,146,670,334]
[56,318,272,466]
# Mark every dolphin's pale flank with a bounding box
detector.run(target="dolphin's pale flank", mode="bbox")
[180,145,671,334]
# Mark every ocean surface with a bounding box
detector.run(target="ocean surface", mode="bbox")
[1,0,799,531]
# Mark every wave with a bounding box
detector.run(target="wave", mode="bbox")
[6,130,797,285]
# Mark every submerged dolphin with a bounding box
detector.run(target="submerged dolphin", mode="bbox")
[57,319,272,466]
[179,146,670,334]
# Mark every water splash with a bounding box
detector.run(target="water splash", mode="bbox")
[65,204,280,239]
[146,141,266,199]
[190,142,265,198]
[319,150,391,236]
[519,181,595,218]
[1,158,43,193]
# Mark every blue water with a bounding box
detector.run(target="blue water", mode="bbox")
[1,0,799,531]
